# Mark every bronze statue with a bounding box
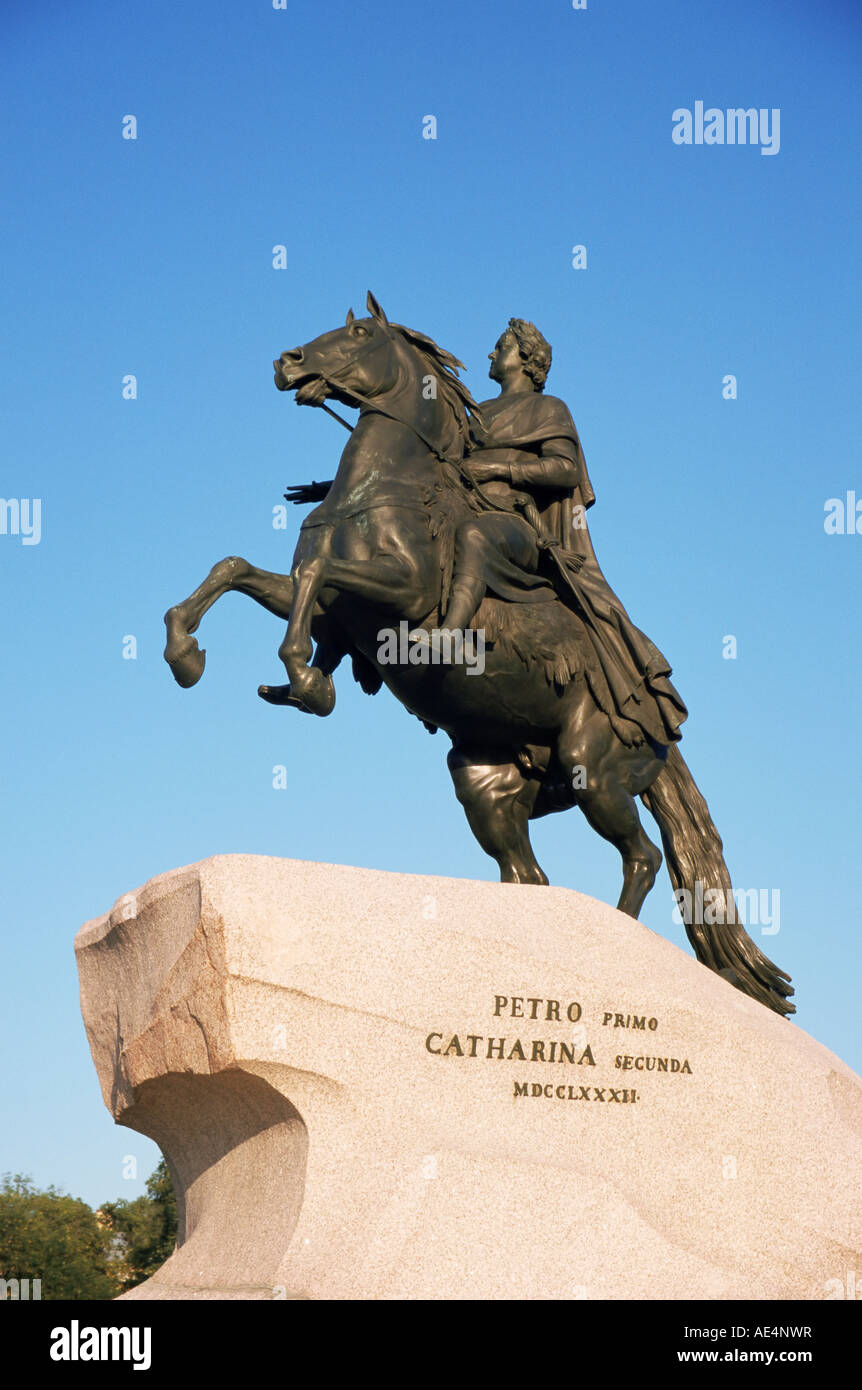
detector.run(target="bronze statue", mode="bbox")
[164,293,794,1017]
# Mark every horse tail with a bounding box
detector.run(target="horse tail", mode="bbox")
[640,744,795,1017]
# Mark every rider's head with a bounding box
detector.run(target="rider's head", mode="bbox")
[507,318,552,392]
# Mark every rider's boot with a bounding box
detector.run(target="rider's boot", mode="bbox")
[442,572,485,632]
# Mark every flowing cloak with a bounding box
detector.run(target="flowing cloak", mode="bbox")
[466,392,687,746]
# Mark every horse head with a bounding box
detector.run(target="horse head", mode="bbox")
[273,291,402,410]
[274,292,480,463]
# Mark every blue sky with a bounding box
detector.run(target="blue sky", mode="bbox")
[1,0,860,1208]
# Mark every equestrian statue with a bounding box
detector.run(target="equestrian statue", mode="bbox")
[163,293,794,1017]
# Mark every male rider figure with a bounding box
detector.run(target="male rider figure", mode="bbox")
[445,318,686,748]
[443,318,586,630]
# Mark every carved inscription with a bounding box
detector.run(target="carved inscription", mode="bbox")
[423,992,694,1106]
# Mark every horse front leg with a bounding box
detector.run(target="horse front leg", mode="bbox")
[279,553,432,716]
[275,556,337,715]
[258,627,347,709]
[164,556,294,688]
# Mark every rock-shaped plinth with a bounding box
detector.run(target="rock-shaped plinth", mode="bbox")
[75,855,862,1300]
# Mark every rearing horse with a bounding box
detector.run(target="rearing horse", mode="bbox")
[164,292,794,1017]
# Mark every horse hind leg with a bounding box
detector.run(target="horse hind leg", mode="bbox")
[559,712,664,918]
[584,779,663,919]
[447,745,548,886]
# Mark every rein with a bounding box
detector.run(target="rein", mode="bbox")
[322,331,466,468]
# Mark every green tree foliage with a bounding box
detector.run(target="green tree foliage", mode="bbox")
[0,1173,116,1300]
[99,1159,178,1294]
[0,1161,178,1300]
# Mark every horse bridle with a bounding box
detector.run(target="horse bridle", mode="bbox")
[300,323,470,470]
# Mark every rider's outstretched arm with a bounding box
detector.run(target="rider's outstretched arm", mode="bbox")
[284,481,333,504]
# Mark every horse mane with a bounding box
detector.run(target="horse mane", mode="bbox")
[389,320,484,452]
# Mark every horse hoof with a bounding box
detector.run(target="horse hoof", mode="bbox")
[166,638,207,688]
[258,683,289,705]
[257,683,311,712]
[290,668,335,717]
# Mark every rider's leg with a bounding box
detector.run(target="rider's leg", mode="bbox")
[442,570,486,634]
[443,518,494,631]
[443,513,541,632]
